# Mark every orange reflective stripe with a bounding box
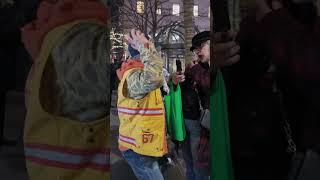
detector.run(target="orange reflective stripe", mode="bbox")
[25,143,109,171]
[117,107,163,116]
[119,135,136,146]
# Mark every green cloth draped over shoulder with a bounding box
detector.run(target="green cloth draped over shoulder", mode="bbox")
[211,69,234,180]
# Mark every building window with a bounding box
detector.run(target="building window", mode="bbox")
[156,8,161,15]
[194,5,199,17]
[172,4,180,16]
[137,1,144,14]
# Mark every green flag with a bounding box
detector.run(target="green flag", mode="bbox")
[211,70,234,180]
[164,82,186,141]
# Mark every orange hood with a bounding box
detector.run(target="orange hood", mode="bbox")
[116,60,144,80]
[21,0,107,60]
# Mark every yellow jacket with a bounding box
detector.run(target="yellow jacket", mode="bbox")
[117,68,168,157]
[24,20,109,180]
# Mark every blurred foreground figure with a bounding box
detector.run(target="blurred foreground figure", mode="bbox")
[21,0,110,179]
[227,0,320,179]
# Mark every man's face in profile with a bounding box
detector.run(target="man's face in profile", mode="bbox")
[195,40,210,63]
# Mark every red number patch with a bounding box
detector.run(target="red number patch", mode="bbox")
[142,133,154,143]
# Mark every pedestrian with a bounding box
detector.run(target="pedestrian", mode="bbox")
[172,31,240,180]
[116,29,167,180]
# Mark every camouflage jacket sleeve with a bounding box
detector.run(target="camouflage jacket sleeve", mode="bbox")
[126,43,164,99]
[51,22,110,122]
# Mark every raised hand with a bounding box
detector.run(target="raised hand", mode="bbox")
[212,31,240,68]
[124,29,149,50]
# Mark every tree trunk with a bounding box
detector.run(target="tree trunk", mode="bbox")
[183,0,194,66]
[143,0,148,38]
[152,0,157,40]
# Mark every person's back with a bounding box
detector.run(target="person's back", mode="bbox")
[224,12,288,180]
[254,0,320,151]
[273,16,320,151]
[227,1,320,179]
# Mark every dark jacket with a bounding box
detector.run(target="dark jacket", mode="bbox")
[259,8,320,150]
[180,62,210,120]
[224,8,320,180]
[223,12,289,180]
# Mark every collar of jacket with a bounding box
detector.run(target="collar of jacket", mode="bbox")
[199,61,210,69]
[116,59,144,80]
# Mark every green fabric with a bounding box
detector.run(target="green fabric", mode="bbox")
[211,70,234,180]
[164,82,186,141]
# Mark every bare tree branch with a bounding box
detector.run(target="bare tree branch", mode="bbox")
[116,0,191,39]
[156,14,172,24]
